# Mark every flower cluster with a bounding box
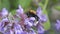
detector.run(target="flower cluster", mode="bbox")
[55,20,60,30]
[0,5,47,34]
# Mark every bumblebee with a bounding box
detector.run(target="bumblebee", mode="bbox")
[26,10,39,21]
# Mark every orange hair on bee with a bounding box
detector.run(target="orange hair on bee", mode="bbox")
[29,10,36,15]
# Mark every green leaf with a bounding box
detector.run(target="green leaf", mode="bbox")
[43,10,50,30]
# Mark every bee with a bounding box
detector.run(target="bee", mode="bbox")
[26,10,39,21]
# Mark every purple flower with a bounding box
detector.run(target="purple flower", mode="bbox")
[16,5,24,15]
[3,29,14,34]
[15,30,22,34]
[55,20,60,30]
[36,7,47,22]
[2,18,9,22]
[9,30,14,34]
[0,18,9,27]
[1,8,8,17]
[4,30,10,34]
[29,17,35,25]
[29,29,36,34]
[14,23,23,34]
[21,31,28,34]
[16,5,28,19]
[29,17,35,21]
[0,18,9,33]
[24,17,35,27]
[39,15,47,22]
[37,26,45,34]
[14,23,22,30]
[0,27,5,33]
[36,23,45,34]
[36,7,42,17]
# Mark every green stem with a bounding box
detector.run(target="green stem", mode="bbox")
[42,0,51,30]
[43,0,49,11]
